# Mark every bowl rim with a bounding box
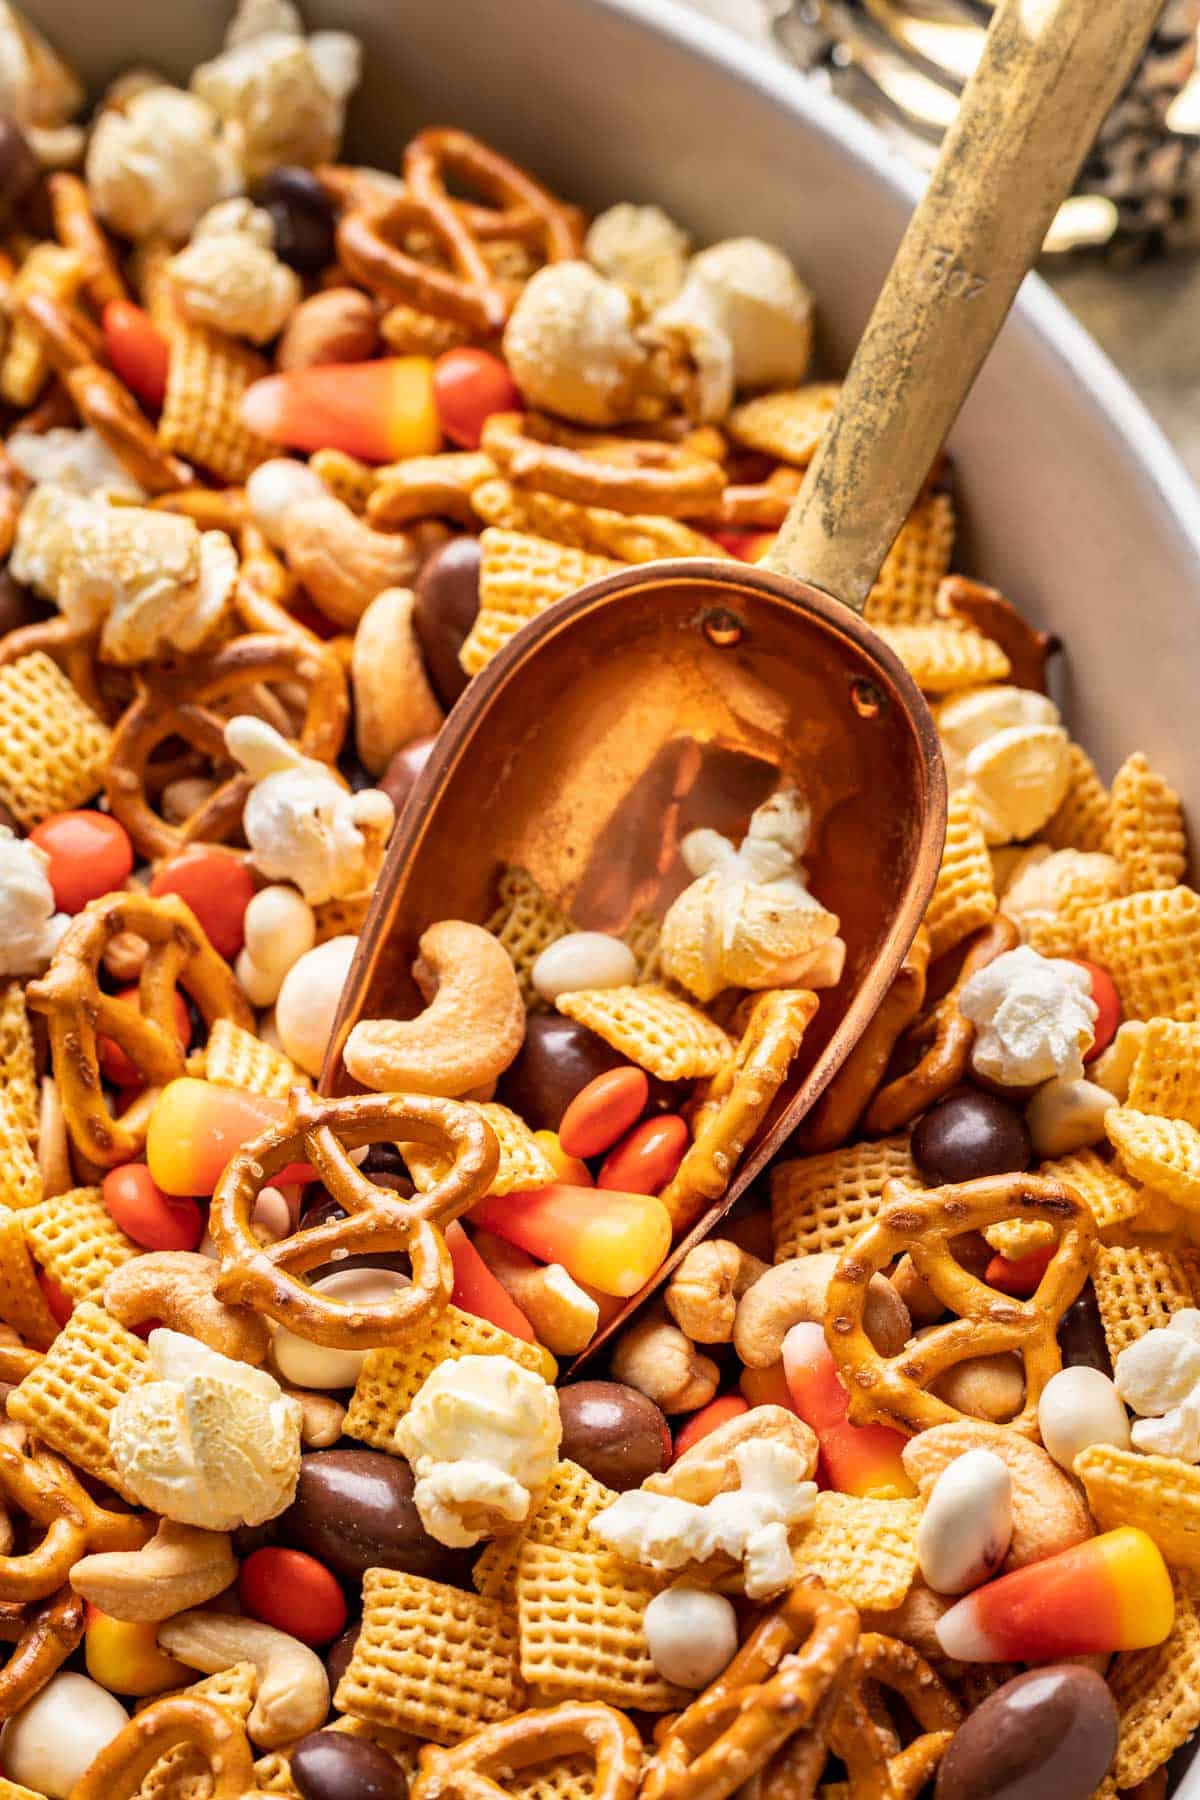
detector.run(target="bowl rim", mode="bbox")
[578,0,1200,559]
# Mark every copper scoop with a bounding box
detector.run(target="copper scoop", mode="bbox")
[324,0,1162,1347]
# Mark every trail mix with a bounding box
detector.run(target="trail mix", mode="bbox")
[0,1,1194,1796]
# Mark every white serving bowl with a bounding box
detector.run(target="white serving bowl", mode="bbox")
[23,0,1200,1785]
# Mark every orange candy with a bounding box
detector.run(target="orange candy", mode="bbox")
[472,1182,671,1297]
[102,300,169,409]
[559,1067,649,1160]
[533,1130,592,1186]
[149,850,256,962]
[739,1361,797,1413]
[238,1548,347,1647]
[28,811,133,914]
[241,357,441,462]
[985,1245,1056,1297]
[146,1079,305,1196]
[445,1220,536,1342]
[102,1165,203,1252]
[673,1395,749,1460]
[598,1114,689,1194]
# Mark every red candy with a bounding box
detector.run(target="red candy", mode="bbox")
[598,1114,689,1195]
[37,1270,73,1329]
[99,987,191,1088]
[673,1395,749,1460]
[102,1165,204,1252]
[559,1067,649,1160]
[445,1220,536,1342]
[150,850,257,962]
[102,300,170,409]
[1069,958,1122,1064]
[28,811,133,914]
[432,348,522,448]
[985,1244,1055,1297]
[710,529,778,563]
[238,1547,347,1647]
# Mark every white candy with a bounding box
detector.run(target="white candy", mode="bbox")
[240,883,318,1002]
[531,932,637,1002]
[1037,1366,1130,1471]
[1115,1320,1200,1416]
[1025,1076,1114,1157]
[275,934,358,1076]
[236,946,284,1008]
[1,1672,129,1797]
[245,458,328,546]
[643,1587,739,1689]
[916,1449,1012,1595]
[273,1267,409,1389]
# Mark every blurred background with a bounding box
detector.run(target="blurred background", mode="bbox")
[683,0,1200,481]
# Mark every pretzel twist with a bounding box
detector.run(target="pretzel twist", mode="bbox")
[0,1442,147,1603]
[210,1088,500,1348]
[66,1694,260,1800]
[27,890,254,1167]
[336,127,582,332]
[641,1580,860,1800]
[412,1701,643,1800]
[104,632,348,860]
[864,916,1018,1135]
[0,612,106,718]
[826,1172,1095,1437]
[692,466,804,530]
[804,927,930,1153]
[233,524,324,647]
[0,1587,84,1719]
[481,412,726,517]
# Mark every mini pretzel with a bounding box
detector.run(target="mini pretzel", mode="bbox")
[153,487,250,534]
[105,632,348,859]
[864,915,1018,1134]
[337,127,582,332]
[0,613,105,719]
[937,575,1058,693]
[694,466,804,530]
[27,890,254,1167]
[641,1580,860,1800]
[0,1586,84,1719]
[481,412,726,518]
[759,1631,960,1800]
[825,1171,1095,1438]
[210,1088,500,1348]
[804,927,930,1153]
[47,172,129,310]
[0,1440,146,1603]
[234,524,324,648]
[412,1701,643,1800]
[66,1693,260,1800]
[366,451,496,529]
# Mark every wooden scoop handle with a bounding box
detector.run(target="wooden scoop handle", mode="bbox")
[764,0,1163,611]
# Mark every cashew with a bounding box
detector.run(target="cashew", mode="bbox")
[902,1421,1092,1571]
[472,1230,598,1356]
[666,1240,767,1344]
[279,492,447,627]
[158,1609,329,1748]
[36,1078,72,1200]
[610,1306,719,1413]
[70,1519,236,1622]
[103,1252,271,1366]
[916,1330,1026,1424]
[733,1253,911,1367]
[646,1404,818,1501]
[352,586,443,776]
[343,920,526,1098]
[280,1383,346,1448]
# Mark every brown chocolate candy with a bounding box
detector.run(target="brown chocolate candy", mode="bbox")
[277,1448,473,1586]
[412,535,481,707]
[934,1665,1118,1800]
[378,735,436,816]
[291,1730,406,1800]
[557,1380,672,1490]
[498,1012,627,1133]
[0,119,38,222]
[912,1091,1031,1187]
[1058,1283,1112,1378]
[259,166,337,274]
[324,1620,360,1694]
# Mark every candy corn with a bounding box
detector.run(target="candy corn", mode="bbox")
[782,1322,916,1499]
[936,1526,1174,1662]
[240,358,441,462]
[146,1079,311,1196]
[471,1183,672,1297]
[740,1361,797,1414]
[673,1395,749,1460]
[532,1130,592,1186]
[445,1221,536,1342]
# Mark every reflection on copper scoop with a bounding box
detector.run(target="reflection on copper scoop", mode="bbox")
[323,0,1164,1359]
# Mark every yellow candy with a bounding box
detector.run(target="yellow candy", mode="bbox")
[533,1130,591,1186]
[85,1610,188,1697]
